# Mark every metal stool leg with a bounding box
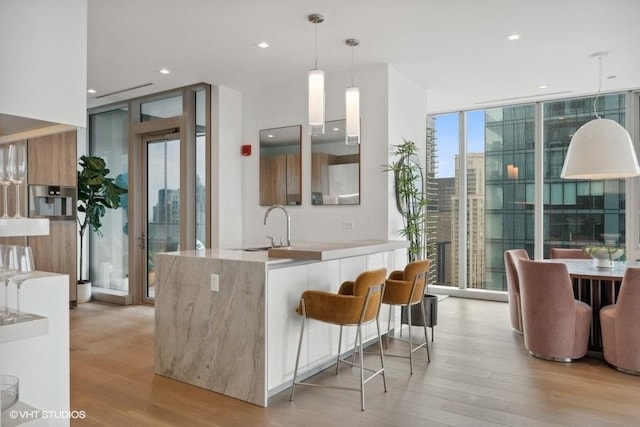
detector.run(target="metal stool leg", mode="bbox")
[385,305,392,349]
[290,299,306,402]
[336,325,343,375]
[358,324,365,411]
[420,298,431,362]
[376,317,387,392]
[407,302,414,374]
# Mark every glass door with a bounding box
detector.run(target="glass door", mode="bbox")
[143,134,180,302]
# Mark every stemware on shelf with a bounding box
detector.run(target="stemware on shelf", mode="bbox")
[1,245,20,322]
[10,246,35,319]
[0,245,9,322]
[7,144,27,219]
[0,147,10,219]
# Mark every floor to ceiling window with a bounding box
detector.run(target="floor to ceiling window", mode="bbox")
[429,92,630,295]
[88,106,129,295]
[88,83,211,304]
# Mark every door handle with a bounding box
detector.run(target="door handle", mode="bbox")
[138,232,146,249]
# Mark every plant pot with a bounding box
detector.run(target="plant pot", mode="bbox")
[77,281,92,303]
[401,294,438,327]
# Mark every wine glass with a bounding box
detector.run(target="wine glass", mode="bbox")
[0,147,10,218]
[0,245,9,322]
[10,246,35,319]
[1,245,20,322]
[7,144,27,218]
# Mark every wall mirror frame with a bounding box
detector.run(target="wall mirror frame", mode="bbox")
[259,125,302,206]
[311,119,360,205]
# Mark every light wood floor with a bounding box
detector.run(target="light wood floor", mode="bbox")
[70,298,640,426]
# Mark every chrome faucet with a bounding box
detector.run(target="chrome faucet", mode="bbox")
[264,204,291,247]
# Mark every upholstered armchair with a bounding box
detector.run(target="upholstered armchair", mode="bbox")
[518,259,591,361]
[383,259,431,373]
[290,268,387,410]
[550,248,591,259]
[504,249,530,334]
[600,267,640,375]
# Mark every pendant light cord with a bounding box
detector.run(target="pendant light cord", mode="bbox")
[314,23,318,69]
[593,55,602,119]
[350,45,354,86]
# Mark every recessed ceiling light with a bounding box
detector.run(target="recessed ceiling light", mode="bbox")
[267,134,274,138]
[333,127,340,131]
[87,88,96,94]
[507,33,520,41]
[256,42,270,49]
[607,75,617,80]
[159,68,171,74]
[538,84,548,89]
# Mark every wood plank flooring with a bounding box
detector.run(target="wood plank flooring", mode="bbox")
[70,298,640,426]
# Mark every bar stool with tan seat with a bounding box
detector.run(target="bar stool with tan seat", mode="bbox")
[382,259,431,374]
[290,268,387,411]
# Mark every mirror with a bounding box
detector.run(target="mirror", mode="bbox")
[311,119,360,205]
[259,125,302,206]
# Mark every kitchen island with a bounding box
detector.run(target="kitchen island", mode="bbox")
[154,240,408,407]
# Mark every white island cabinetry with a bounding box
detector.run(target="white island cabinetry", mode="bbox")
[155,240,407,407]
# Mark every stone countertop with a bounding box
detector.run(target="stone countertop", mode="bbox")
[267,239,409,260]
[158,240,409,264]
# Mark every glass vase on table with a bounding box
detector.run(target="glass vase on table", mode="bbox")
[0,147,10,218]
[6,143,27,218]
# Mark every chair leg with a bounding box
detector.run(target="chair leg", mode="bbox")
[385,305,392,349]
[420,298,431,363]
[407,303,414,374]
[336,325,343,375]
[290,301,306,402]
[358,324,365,411]
[376,317,387,393]
[351,322,361,367]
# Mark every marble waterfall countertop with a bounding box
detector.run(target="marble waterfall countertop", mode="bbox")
[161,240,409,265]
[266,239,409,260]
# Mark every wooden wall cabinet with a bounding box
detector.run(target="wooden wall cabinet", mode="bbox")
[14,130,78,304]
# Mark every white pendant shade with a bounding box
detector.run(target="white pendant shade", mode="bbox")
[308,69,325,135]
[345,86,360,145]
[561,118,640,179]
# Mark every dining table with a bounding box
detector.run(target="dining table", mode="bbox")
[544,258,639,352]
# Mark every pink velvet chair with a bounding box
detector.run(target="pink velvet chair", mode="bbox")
[600,267,640,375]
[504,249,530,334]
[550,248,591,259]
[518,259,591,361]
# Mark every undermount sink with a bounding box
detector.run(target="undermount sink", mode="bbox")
[241,246,272,252]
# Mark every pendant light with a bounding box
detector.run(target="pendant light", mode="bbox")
[345,38,360,145]
[561,52,640,179]
[308,14,325,135]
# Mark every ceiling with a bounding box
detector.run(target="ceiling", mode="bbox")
[84,0,640,113]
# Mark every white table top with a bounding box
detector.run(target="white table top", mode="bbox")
[543,258,640,280]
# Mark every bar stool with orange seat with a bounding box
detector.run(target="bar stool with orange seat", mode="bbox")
[383,259,431,374]
[289,268,387,411]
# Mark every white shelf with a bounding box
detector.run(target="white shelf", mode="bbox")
[0,219,49,237]
[0,314,48,344]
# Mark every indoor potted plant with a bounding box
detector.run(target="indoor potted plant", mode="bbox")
[77,155,127,302]
[384,139,436,330]
[384,139,427,261]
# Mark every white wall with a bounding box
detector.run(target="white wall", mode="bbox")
[241,65,391,246]
[212,86,243,248]
[387,65,428,240]
[0,0,87,127]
